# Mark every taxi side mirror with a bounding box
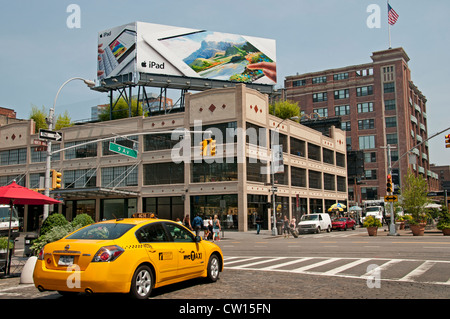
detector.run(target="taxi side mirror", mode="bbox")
[194,235,202,243]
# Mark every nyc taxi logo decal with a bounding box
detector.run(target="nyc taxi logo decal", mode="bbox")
[184,251,202,261]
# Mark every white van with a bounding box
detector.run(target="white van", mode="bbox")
[363,206,384,223]
[298,213,332,234]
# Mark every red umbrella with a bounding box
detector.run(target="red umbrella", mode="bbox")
[0,181,61,205]
[0,181,61,276]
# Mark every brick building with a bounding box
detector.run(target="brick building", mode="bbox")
[284,48,439,205]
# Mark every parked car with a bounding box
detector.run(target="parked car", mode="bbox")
[298,213,332,234]
[332,217,356,231]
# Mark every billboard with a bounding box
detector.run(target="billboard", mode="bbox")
[97,22,276,85]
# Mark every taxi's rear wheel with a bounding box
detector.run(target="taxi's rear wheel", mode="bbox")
[207,254,220,282]
[130,265,153,299]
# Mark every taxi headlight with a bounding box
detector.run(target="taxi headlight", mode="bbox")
[92,245,124,262]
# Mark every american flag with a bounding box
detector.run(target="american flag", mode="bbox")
[388,4,399,25]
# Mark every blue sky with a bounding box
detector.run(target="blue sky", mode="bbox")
[1,0,449,165]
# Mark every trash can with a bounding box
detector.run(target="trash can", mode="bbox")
[24,233,38,257]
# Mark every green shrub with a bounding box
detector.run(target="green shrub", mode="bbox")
[31,223,80,255]
[39,213,68,236]
[363,215,382,228]
[71,213,94,229]
[0,237,14,250]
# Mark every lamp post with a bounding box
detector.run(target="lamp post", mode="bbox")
[271,116,299,236]
[43,78,95,219]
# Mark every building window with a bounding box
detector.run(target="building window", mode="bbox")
[323,148,334,165]
[246,122,267,147]
[337,176,347,192]
[385,117,397,128]
[356,86,373,96]
[359,135,376,150]
[391,150,399,162]
[65,140,97,159]
[333,73,349,81]
[335,105,350,116]
[102,165,138,187]
[364,152,376,163]
[308,143,321,161]
[364,169,377,180]
[312,76,327,84]
[356,68,373,77]
[313,108,328,118]
[0,148,27,165]
[384,82,395,93]
[357,102,374,113]
[334,89,349,100]
[247,158,267,183]
[143,162,183,185]
[386,133,398,145]
[291,166,306,187]
[144,133,180,151]
[323,174,335,191]
[308,170,322,190]
[361,187,378,200]
[385,99,396,111]
[293,79,306,87]
[336,153,346,168]
[341,121,351,131]
[346,136,352,151]
[31,144,60,163]
[313,92,327,102]
[358,119,375,130]
[64,169,97,189]
[290,137,305,157]
[192,158,237,183]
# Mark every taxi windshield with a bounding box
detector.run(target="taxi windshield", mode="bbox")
[67,223,134,240]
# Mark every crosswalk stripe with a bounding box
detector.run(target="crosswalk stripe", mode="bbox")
[322,258,370,276]
[398,261,436,282]
[261,257,314,270]
[291,258,340,273]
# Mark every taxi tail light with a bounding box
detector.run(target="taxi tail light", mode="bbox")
[92,245,124,262]
[38,247,45,260]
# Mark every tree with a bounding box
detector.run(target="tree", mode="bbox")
[269,100,300,120]
[98,97,142,121]
[29,105,48,133]
[55,110,73,130]
[399,169,431,224]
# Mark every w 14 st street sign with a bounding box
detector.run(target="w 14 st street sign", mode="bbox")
[109,142,138,159]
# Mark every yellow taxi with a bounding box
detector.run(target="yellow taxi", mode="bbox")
[33,218,223,299]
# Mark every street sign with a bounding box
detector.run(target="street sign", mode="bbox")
[109,142,138,159]
[32,139,47,146]
[384,195,398,202]
[39,129,63,141]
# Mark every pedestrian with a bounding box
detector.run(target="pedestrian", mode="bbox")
[208,216,213,240]
[192,213,203,237]
[175,218,182,225]
[283,215,290,238]
[183,215,192,230]
[212,214,221,241]
[290,216,296,231]
[256,215,262,234]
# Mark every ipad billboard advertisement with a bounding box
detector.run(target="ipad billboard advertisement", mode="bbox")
[98,22,277,85]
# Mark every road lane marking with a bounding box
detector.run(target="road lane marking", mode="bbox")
[398,261,436,282]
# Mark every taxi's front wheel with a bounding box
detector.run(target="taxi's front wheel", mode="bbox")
[207,254,220,282]
[130,265,153,299]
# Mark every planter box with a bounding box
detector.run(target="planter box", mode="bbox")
[367,226,378,236]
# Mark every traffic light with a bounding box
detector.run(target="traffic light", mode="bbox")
[210,139,216,156]
[386,174,393,193]
[445,134,450,148]
[200,139,208,156]
[51,169,62,189]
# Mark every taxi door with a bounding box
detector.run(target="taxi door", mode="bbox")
[164,222,206,278]
[135,222,178,283]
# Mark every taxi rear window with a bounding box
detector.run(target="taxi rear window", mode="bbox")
[67,223,134,240]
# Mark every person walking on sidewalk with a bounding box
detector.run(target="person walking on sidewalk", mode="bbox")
[192,214,203,237]
[212,215,221,241]
[283,215,290,238]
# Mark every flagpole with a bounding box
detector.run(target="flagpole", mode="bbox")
[388,0,392,48]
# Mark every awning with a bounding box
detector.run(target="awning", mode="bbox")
[50,187,139,199]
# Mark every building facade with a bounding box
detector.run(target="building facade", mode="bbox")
[284,48,439,205]
[0,84,347,232]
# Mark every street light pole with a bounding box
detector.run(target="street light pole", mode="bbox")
[271,116,299,236]
[43,77,95,220]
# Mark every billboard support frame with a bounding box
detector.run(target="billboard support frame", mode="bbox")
[92,72,274,120]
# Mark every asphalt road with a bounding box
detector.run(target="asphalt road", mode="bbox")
[1,226,449,305]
